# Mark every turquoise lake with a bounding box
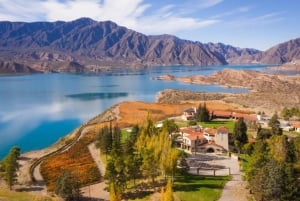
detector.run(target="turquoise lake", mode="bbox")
[0,65,267,159]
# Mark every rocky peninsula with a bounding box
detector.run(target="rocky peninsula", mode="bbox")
[155,68,300,113]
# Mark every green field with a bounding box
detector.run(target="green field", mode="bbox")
[199,120,235,132]
[121,129,131,143]
[174,174,229,201]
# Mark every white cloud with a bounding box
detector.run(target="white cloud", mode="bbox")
[136,16,219,35]
[0,0,219,35]
[211,6,251,19]
[0,0,44,21]
[198,0,223,9]
[229,12,285,27]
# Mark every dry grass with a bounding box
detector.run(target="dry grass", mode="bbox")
[0,187,57,201]
[116,101,251,127]
[40,128,101,191]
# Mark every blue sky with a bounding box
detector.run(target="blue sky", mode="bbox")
[0,0,299,50]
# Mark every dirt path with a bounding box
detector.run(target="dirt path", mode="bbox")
[81,142,109,200]
[218,174,248,201]
[15,125,88,194]
[218,155,249,201]
[16,147,59,194]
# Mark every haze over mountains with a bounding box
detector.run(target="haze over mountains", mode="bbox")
[0,18,299,74]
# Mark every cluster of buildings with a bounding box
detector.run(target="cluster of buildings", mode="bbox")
[178,125,230,154]
[179,107,300,154]
[182,107,257,123]
[257,114,300,132]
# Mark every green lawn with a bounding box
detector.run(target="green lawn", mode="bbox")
[121,129,131,143]
[238,154,251,173]
[199,120,235,132]
[174,174,230,201]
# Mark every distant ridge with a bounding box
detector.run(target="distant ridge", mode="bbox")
[257,38,300,64]
[0,18,298,74]
[229,38,300,64]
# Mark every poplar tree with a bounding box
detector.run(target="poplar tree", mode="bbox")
[162,119,178,135]
[97,125,113,156]
[160,187,165,201]
[109,183,121,201]
[165,178,174,201]
[196,102,210,122]
[233,118,248,152]
[268,113,282,135]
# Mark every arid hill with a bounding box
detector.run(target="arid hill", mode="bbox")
[155,69,300,113]
[230,38,300,64]
[155,68,300,93]
[0,60,40,74]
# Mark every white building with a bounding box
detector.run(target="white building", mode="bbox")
[180,126,229,153]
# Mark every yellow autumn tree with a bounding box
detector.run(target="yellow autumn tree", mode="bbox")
[161,187,165,201]
[109,183,121,201]
[165,178,174,201]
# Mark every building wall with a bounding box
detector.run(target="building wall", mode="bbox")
[214,131,229,151]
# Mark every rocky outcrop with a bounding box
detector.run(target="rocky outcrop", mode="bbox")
[0,60,40,74]
[204,43,261,63]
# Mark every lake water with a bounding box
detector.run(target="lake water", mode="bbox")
[0,64,267,159]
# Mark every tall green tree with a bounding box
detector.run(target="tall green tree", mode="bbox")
[1,146,20,190]
[256,125,271,140]
[55,170,81,201]
[246,138,299,201]
[124,155,142,186]
[97,125,113,156]
[268,113,282,135]
[111,125,122,155]
[269,135,293,163]
[261,159,284,201]
[162,119,178,135]
[141,149,159,184]
[233,118,248,152]
[196,102,210,122]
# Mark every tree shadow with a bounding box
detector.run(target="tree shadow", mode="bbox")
[16,186,44,192]
[80,197,108,201]
[18,156,31,161]
[173,174,228,192]
[122,181,163,200]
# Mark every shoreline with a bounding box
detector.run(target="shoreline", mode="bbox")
[15,105,119,193]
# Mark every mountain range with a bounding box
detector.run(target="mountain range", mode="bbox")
[0,18,299,74]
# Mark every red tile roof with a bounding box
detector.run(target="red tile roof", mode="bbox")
[204,128,217,135]
[212,110,232,117]
[233,113,257,121]
[291,122,300,128]
[217,126,229,133]
[181,127,205,140]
